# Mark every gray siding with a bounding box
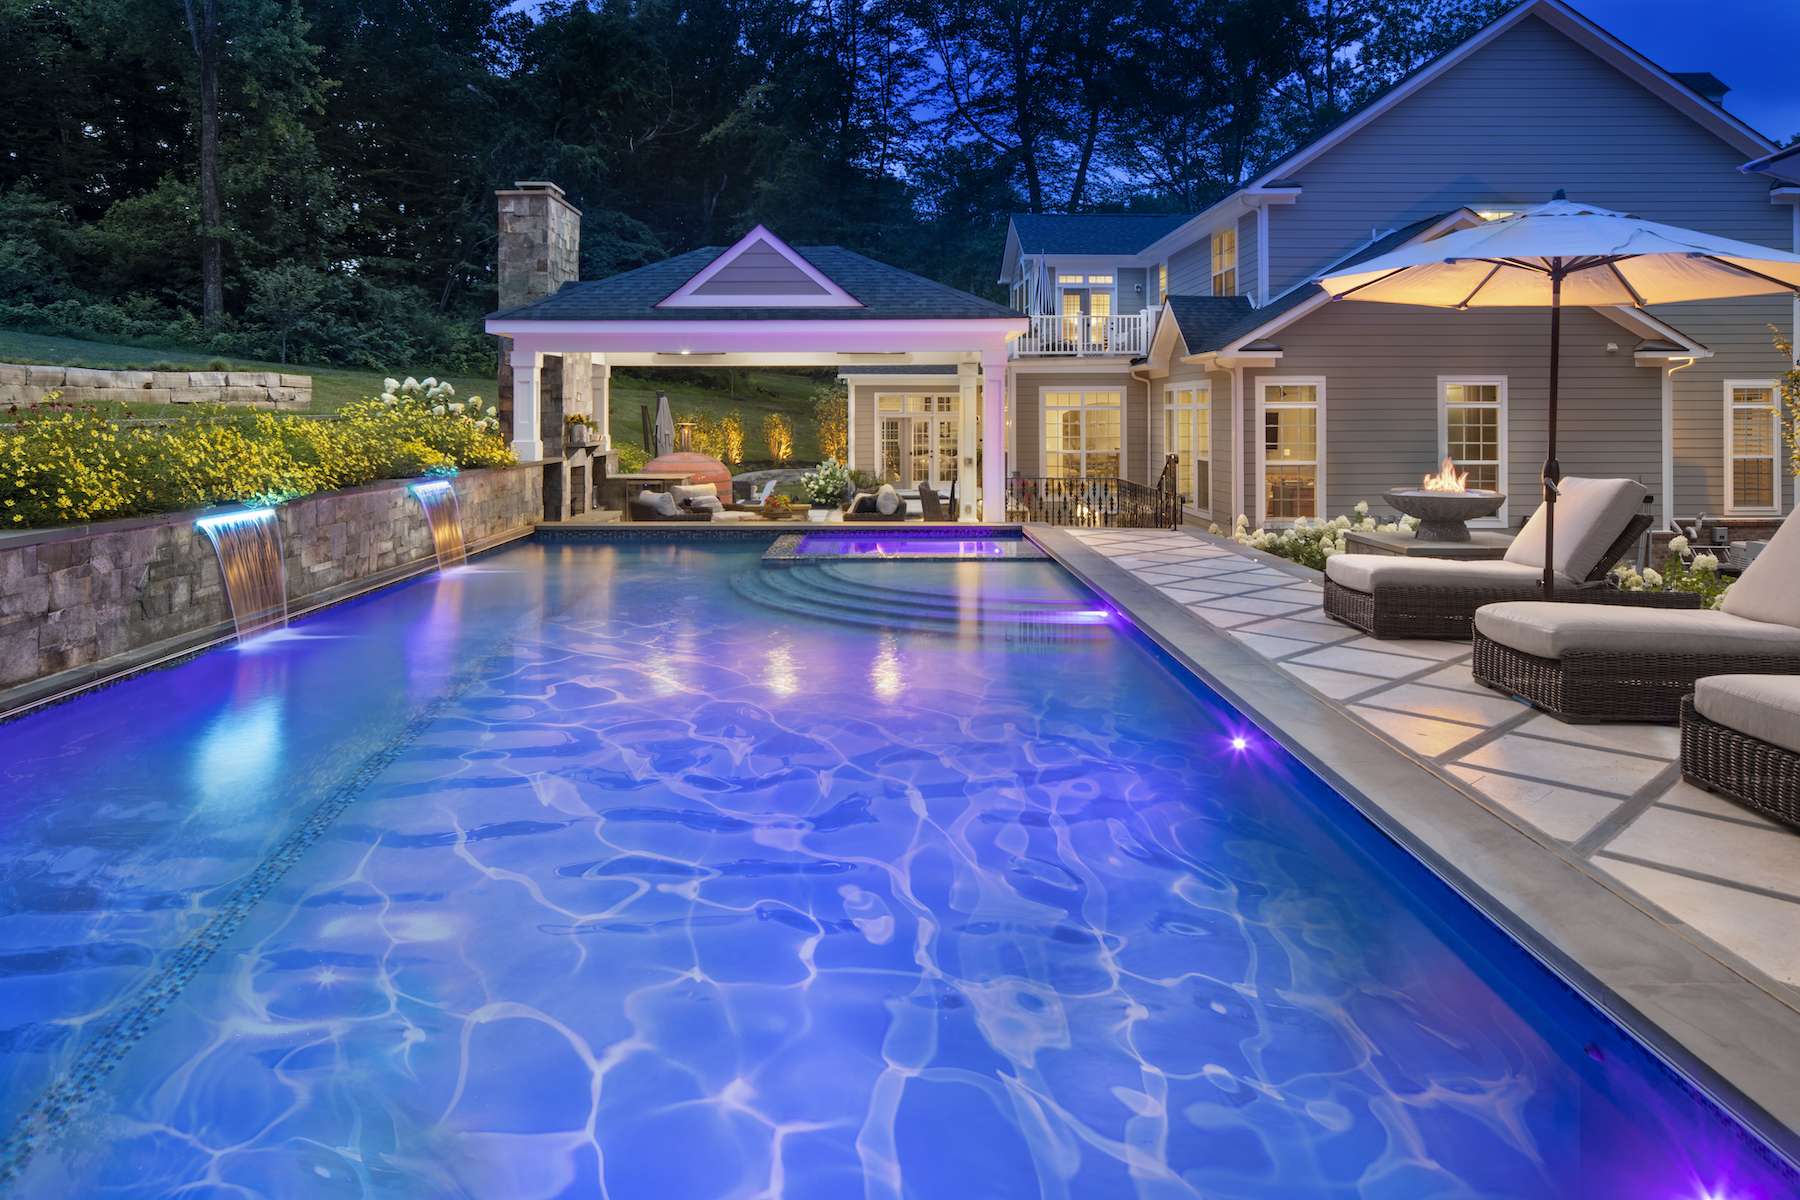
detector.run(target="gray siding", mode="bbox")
[692,241,830,296]
[1235,212,1259,302]
[1167,240,1211,296]
[1254,13,1793,515]
[848,382,878,474]
[1117,267,1149,313]
[1240,301,1662,525]
[1010,369,1145,482]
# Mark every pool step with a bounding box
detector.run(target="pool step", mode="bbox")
[731,566,1108,641]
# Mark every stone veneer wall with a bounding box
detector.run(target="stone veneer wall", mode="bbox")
[0,363,312,407]
[0,464,541,707]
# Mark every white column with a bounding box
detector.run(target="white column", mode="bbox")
[591,356,612,451]
[981,353,1008,522]
[511,350,543,461]
[957,361,980,521]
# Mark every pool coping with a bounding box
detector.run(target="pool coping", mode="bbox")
[1028,523,1800,1167]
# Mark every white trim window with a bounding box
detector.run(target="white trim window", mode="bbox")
[1211,227,1237,296]
[1042,389,1122,479]
[1725,380,1781,514]
[1156,263,1168,306]
[1438,376,1509,525]
[1256,378,1325,524]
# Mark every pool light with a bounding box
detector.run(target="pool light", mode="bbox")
[1230,736,1248,752]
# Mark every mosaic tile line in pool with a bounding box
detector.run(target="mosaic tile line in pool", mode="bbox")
[0,641,518,1185]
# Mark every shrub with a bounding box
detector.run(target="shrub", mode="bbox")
[813,384,848,462]
[798,457,851,505]
[1220,502,1414,570]
[762,412,794,463]
[0,375,513,528]
[1612,538,1733,608]
[615,442,650,473]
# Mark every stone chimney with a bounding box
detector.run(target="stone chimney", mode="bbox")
[496,180,581,436]
[497,180,581,311]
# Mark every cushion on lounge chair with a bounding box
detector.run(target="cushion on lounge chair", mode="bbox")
[683,495,723,512]
[1694,674,1800,756]
[1504,477,1647,581]
[671,482,717,504]
[1325,554,1545,593]
[848,492,882,514]
[1720,510,1800,630]
[636,489,680,518]
[1474,602,1800,661]
[876,483,901,516]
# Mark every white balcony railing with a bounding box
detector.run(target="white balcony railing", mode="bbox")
[1013,310,1151,358]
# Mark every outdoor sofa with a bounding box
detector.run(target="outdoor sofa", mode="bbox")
[1680,677,1800,830]
[629,487,712,521]
[1472,509,1800,723]
[843,483,914,522]
[1322,478,1697,640]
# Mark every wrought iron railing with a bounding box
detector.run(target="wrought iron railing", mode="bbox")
[1004,474,1181,529]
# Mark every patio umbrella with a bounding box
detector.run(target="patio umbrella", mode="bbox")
[653,391,675,458]
[1318,194,1800,598]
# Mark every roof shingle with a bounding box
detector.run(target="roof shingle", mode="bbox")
[1009,213,1194,256]
[490,246,1017,322]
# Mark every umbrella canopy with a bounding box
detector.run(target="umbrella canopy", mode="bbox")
[1320,198,1800,309]
[653,392,675,458]
[1319,195,1800,598]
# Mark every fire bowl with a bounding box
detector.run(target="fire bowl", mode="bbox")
[1384,488,1506,542]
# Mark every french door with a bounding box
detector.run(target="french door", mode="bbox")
[878,393,959,491]
[1163,385,1212,518]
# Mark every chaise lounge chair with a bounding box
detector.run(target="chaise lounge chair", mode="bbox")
[1681,677,1800,830]
[1472,509,1800,723]
[629,489,711,522]
[1323,478,1697,640]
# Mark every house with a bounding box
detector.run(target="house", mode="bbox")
[838,0,1798,531]
[489,0,1795,529]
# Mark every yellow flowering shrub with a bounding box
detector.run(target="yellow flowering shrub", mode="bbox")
[0,377,514,528]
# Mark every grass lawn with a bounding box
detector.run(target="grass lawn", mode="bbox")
[0,329,829,460]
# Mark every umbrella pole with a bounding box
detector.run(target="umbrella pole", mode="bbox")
[1542,269,1562,602]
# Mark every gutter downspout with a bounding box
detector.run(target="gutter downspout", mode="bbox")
[1232,365,1246,523]
[1129,363,1157,484]
[1662,355,1698,530]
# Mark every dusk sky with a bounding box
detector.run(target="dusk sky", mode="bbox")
[1570,0,1800,143]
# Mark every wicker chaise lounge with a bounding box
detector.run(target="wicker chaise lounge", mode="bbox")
[1322,478,1696,640]
[1681,678,1800,830]
[1472,509,1800,723]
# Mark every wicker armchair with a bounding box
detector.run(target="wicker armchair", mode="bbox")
[1680,689,1800,831]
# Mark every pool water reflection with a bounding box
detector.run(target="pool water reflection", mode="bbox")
[0,540,1792,1198]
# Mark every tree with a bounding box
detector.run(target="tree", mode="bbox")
[813,384,849,461]
[247,264,328,362]
[179,0,223,325]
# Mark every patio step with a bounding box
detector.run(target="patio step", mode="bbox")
[731,565,1107,642]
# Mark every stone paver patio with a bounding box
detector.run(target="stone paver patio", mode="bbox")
[1069,526,1800,1002]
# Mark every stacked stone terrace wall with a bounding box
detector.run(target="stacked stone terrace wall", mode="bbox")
[0,363,312,407]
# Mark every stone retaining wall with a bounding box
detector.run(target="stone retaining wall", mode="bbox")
[0,464,541,709]
[0,363,312,407]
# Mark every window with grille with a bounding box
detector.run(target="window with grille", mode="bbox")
[1259,381,1322,522]
[1211,228,1237,296]
[1440,377,1508,523]
[1726,382,1780,513]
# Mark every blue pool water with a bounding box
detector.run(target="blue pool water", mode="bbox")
[0,540,1792,1198]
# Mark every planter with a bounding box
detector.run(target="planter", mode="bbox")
[565,424,592,447]
[807,505,838,524]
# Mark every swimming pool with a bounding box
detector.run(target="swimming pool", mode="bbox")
[0,538,1792,1197]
